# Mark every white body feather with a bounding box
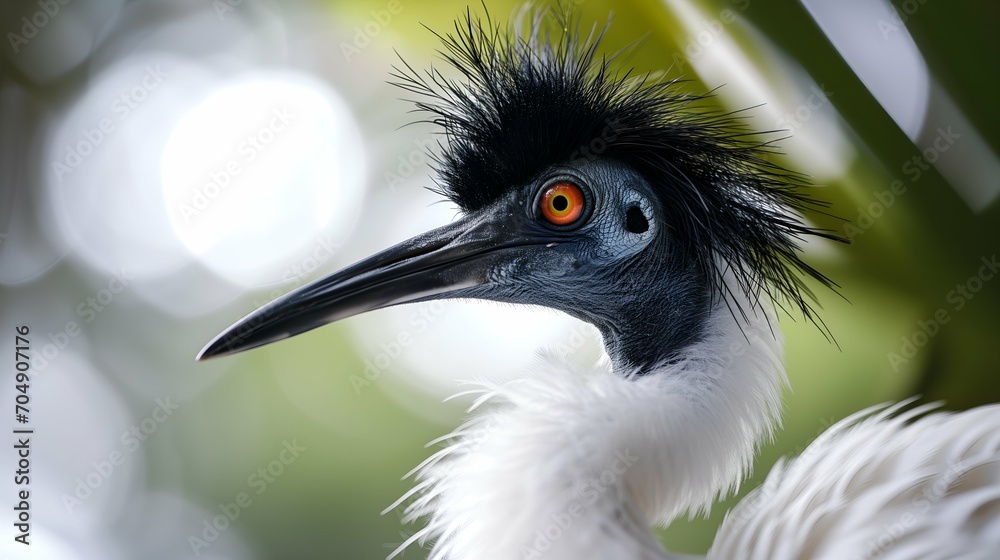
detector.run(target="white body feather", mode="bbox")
[711,402,1000,560]
[391,296,1000,560]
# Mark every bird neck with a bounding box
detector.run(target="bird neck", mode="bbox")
[399,286,787,560]
[589,261,713,376]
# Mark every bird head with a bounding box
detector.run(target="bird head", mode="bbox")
[198,9,841,372]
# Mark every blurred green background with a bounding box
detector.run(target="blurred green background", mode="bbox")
[1,0,999,558]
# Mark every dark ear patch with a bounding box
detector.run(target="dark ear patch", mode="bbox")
[626,205,649,234]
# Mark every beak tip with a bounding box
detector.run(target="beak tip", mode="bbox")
[195,341,223,362]
[196,310,287,362]
[196,331,242,362]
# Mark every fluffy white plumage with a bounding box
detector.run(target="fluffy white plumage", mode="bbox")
[712,401,1000,560]
[389,290,784,559]
[389,293,1000,560]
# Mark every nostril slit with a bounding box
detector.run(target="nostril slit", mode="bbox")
[626,205,649,233]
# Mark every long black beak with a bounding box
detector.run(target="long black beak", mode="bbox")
[197,213,522,360]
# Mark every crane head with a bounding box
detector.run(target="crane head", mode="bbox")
[198,9,841,370]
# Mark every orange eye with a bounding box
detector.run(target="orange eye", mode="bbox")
[540,182,585,226]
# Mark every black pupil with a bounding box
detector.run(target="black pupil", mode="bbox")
[552,195,568,212]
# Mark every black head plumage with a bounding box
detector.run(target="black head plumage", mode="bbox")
[391,8,844,329]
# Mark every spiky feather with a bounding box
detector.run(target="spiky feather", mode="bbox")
[390,7,845,329]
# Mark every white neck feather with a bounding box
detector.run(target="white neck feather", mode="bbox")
[390,296,786,560]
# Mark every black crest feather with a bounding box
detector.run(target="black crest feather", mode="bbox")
[391,7,845,330]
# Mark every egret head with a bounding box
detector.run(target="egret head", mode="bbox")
[198,10,840,372]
